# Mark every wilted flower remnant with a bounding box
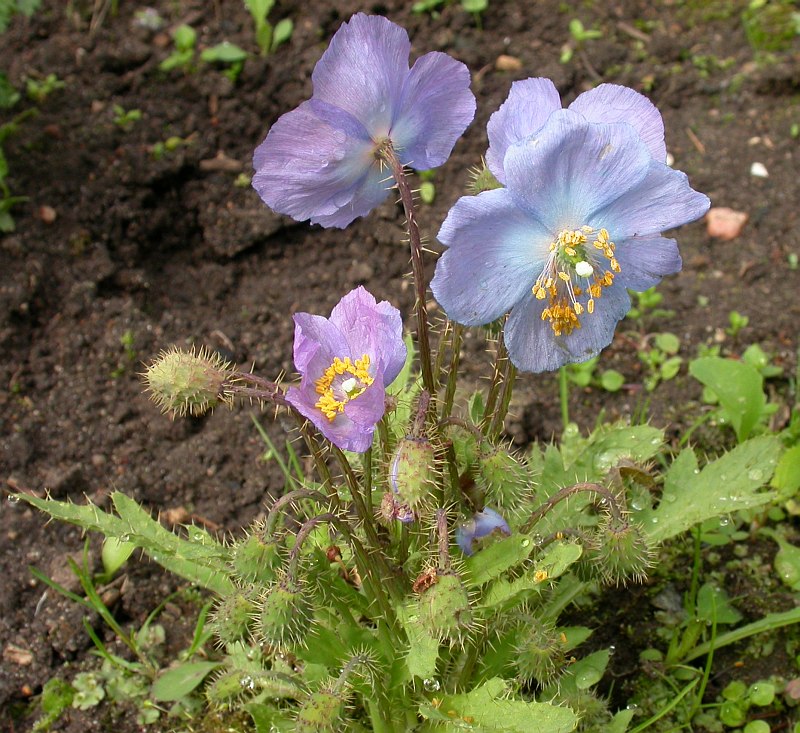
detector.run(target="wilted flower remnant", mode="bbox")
[285,286,406,453]
[456,507,511,556]
[252,13,475,228]
[432,80,710,373]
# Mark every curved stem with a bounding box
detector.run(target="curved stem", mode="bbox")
[521,482,625,534]
[264,488,330,537]
[379,145,435,397]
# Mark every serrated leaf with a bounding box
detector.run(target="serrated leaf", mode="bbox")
[642,436,781,543]
[463,534,534,587]
[421,678,577,732]
[151,661,221,701]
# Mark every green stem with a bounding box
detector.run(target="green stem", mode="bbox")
[558,366,570,430]
[521,482,625,534]
[363,447,373,518]
[490,358,517,439]
[379,144,435,397]
[481,337,507,434]
[264,488,329,536]
[441,322,463,420]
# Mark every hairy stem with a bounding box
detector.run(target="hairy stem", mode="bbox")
[521,482,625,534]
[379,144,435,397]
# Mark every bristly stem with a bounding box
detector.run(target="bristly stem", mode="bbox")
[521,481,625,534]
[490,357,517,439]
[441,322,463,420]
[435,508,451,571]
[481,335,507,434]
[264,488,330,536]
[379,144,435,398]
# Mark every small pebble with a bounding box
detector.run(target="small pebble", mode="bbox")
[706,207,748,240]
[750,162,768,177]
[38,205,57,224]
[495,54,522,71]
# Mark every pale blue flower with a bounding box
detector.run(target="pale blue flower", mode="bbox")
[431,108,710,372]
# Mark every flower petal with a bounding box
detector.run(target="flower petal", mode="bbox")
[311,13,410,138]
[292,312,349,375]
[485,78,561,184]
[286,385,374,453]
[391,51,476,169]
[432,189,552,326]
[504,110,652,228]
[329,286,406,383]
[569,84,666,162]
[253,101,388,228]
[343,378,386,433]
[590,162,711,237]
[504,284,630,372]
[614,235,682,291]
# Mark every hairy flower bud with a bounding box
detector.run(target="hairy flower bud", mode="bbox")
[467,160,502,195]
[209,591,256,647]
[294,686,347,733]
[143,346,230,417]
[229,532,282,585]
[415,571,473,642]
[515,620,567,685]
[477,447,530,512]
[389,436,436,510]
[583,514,655,585]
[256,575,313,649]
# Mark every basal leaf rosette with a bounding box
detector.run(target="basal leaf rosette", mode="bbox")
[431,108,710,373]
[253,13,475,228]
[286,287,406,453]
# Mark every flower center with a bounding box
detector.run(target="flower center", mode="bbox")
[314,354,374,421]
[531,226,621,337]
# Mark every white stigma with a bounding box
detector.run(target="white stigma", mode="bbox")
[575,260,594,278]
[341,377,359,395]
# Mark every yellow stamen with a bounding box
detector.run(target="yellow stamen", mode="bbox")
[314,354,373,421]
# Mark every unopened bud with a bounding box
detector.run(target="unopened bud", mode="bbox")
[229,532,282,585]
[143,346,230,417]
[294,686,347,733]
[257,575,313,649]
[455,507,511,556]
[209,591,256,647]
[515,620,567,685]
[468,161,502,195]
[477,448,530,511]
[389,436,436,510]
[415,571,473,642]
[583,515,654,585]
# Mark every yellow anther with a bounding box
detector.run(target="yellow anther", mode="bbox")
[610,258,620,273]
[588,299,595,314]
[574,302,583,315]
[314,354,373,421]
[557,271,571,282]
[564,246,577,257]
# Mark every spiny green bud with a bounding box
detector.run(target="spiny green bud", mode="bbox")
[415,571,473,643]
[294,686,347,733]
[515,621,567,685]
[229,531,282,585]
[205,669,258,709]
[256,575,313,649]
[389,436,437,511]
[208,591,256,647]
[583,515,655,585]
[467,159,502,195]
[143,345,230,417]
[477,447,530,512]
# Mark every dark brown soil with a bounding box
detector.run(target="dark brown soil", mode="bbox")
[1,1,798,731]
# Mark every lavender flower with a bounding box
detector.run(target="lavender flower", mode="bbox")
[431,105,710,373]
[253,13,475,229]
[485,78,668,185]
[286,287,406,453]
[456,507,511,556]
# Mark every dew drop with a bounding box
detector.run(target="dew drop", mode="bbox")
[626,703,639,711]
[240,675,255,690]
[630,497,645,511]
[408,615,419,623]
[423,678,440,692]
[120,534,131,542]
[608,645,616,656]
[649,517,659,524]
[663,494,677,504]
[7,495,20,504]
[693,468,700,475]
[479,279,488,289]
[747,469,764,482]
[531,534,544,547]
[719,517,731,527]
[520,538,531,549]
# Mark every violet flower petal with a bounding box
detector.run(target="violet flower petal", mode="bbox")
[485,78,561,184]
[431,189,551,326]
[311,13,410,138]
[568,83,666,162]
[391,51,476,169]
